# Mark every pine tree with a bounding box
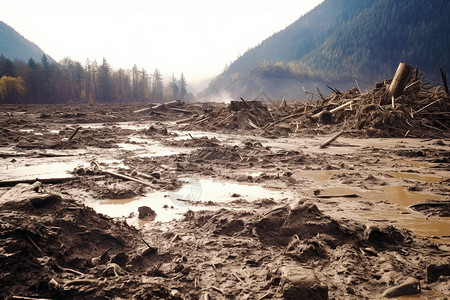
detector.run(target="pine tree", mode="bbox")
[179,73,187,100]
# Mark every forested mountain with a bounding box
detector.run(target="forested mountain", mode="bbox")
[0,21,54,63]
[202,0,450,100]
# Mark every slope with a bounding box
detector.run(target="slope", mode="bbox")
[0,21,53,63]
[203,0,450,100]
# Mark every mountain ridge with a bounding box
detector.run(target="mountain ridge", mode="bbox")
[203,0,450,100]
[0,21,54,63]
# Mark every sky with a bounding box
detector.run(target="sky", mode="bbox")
[0,0,322,89]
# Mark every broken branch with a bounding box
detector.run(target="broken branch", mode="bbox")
[319,130,345,149]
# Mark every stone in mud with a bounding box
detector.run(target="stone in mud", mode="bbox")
[279,266,328,300]
[426,264,450,283]
[0,181,61,208]
[382,277,420,298]
[363,224,405,248]
[255,202,345,247]
[138,206,156,220]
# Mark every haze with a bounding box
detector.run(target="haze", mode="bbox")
[0,0,322,88]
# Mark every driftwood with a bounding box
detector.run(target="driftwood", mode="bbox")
[69,126,82,140]
[440,68,449,95]
[329,100,353,113]
[388,62,415,99]
[90,161,153,187]
[183,69,448,137]
[311,100,353,124]
[319,130,345,148]
[312,110,333,124]
[239,97,251,109]
[102,169,152,186]
[133,100,184,114]
[9,296,52,300]
[170,107,194,114]
[133,106,154,114]
[316,87,325,102]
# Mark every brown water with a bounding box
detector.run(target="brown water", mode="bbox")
[88,178,292,225]
[387,171,446,183]
[294,169,450,243]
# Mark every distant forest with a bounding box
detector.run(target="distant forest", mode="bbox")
[0,54,191,104]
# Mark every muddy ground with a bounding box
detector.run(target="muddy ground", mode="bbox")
[0,103,449,299]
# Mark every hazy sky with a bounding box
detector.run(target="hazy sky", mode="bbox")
[0,0,322,87]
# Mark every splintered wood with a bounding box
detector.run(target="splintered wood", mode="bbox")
[183,66,449,139]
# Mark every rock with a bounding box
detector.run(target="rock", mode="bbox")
[382,277,420,298]
[279,266,328,300]
[363,224,405,248]
[142,246,158,256]
[151,172,161,179]
[427,264,450,283]
[0,182,61,208]
[170,289,181,298]
[138,206,156,220]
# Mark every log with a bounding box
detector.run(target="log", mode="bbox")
[440,68,449,95]
[319,130,345,148]
[170,107,194,114]
[133,106,154,114]
[133,100,183,113]
[9,297,52,300]
[329,101,353,114]
[103,170,153,186]
[311,101,353,124]
[316,87,325,102]
[279,96,287,109]
[69,126,81,140]
[90,161,153,186]
[388,63,415,99]
[239,97,251,108]
[313,110,333,124]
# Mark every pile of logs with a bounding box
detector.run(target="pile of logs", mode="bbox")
[183,99,275,131]
[316,63,449,137]
[183,63,449,138]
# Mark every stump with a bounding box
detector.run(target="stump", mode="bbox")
[387,63,415,100]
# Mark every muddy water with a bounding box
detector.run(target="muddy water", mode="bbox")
[294,169,449,243]
[0,159,80,181]
[386,171,445,183]
[118,136,193,157]
[88,179,291,225]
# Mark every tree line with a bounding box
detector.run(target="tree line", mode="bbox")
[0,54,191,104]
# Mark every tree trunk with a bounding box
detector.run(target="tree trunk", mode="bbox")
[388,63,415,99]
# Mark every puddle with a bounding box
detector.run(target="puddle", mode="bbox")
[294,169,342,182]
[117,135,195,157]
[387,171,445,183]
[87,179,290,225]
[313,186,449,242]
[82,122,148,131]
[0,160,79,181]
[393,159,431,168]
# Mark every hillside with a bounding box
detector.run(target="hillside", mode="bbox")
[202,0,450,100]
[0,21,53,63]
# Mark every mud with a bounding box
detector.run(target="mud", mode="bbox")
[1,103,449,299]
